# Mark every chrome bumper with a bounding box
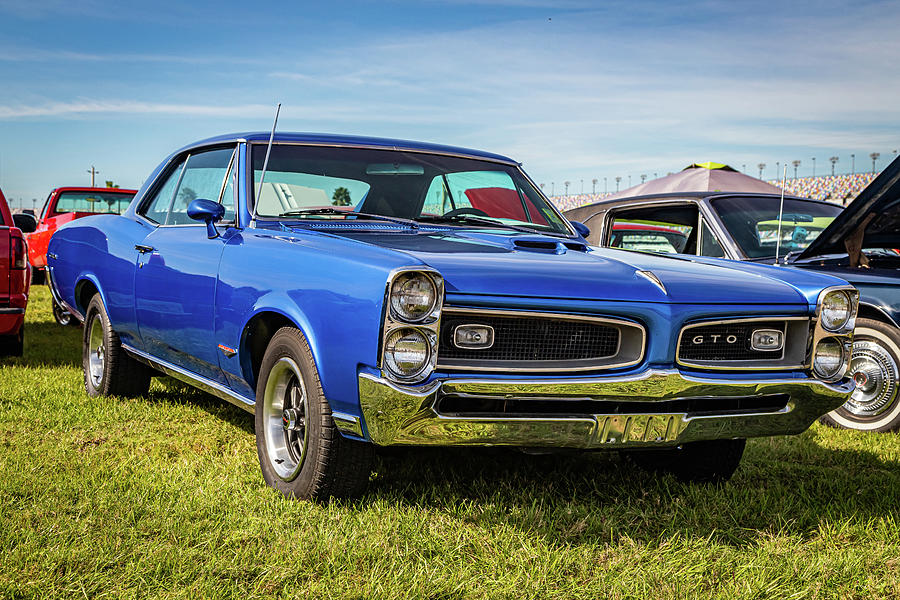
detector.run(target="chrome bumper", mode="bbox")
[358,370,853,448]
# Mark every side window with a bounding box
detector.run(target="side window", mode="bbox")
[141,158,186,225]
[699,219,726,258]
[167,147,236,225]
[606,204,696,254]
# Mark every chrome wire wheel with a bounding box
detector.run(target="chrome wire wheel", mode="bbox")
[87,316,105,388]
[262,357,309,482]
[845,339,899,418]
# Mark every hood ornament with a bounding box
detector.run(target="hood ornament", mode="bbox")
[637,270,667,295]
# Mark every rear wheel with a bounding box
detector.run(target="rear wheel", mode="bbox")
[624,438,746,483]
[83,294,151,397]
[0,330,24,357]
[255,327,373,500]
[52,297,76,327]
[822,319,900,432]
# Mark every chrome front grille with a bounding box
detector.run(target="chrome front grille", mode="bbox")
[437,308,645,373]
[676,317,810,371]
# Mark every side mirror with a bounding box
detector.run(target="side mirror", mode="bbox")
[12,212,38,234]
[570,220,590,238]
[187,199,225,239]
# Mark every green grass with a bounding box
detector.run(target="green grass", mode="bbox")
[2,287,900,599]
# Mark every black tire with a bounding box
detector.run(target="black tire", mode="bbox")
[821,318,900,432]
[83,294,151,397]
[52,297,77,327]
[624,438,746,483]
[255,327,373,500]
[0,330,24,357]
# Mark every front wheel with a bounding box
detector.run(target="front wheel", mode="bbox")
[255,327,373,500]
[623,438,746,483]
[83,294,151,397]
[822,318,900,432]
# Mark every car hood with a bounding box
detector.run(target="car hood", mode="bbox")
[329,228,811,305]
[797,156,900,260]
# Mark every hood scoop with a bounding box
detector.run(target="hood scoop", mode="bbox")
[513,238,588,254]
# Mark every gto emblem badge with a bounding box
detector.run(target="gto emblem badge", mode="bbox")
[692,334,738,345]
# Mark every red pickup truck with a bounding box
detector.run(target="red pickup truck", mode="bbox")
[0,187,31,356]
[27,187,137,282]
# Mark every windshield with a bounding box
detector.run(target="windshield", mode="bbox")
[53,190,135,216]
[251,144,571,235]
[710,196,842,258]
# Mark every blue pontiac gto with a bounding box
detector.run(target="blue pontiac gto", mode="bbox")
[48,133,858,499]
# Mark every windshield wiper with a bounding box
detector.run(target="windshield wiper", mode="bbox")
[277,208,419,229]
[415,214,550,235]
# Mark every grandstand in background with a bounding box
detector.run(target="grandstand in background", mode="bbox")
[549,172,879,212]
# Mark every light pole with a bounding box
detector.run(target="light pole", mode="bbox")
[757,163,766,178]
[776,161,780,179]
[811,157,816,177]
[615,176,621,192]
[851,154,855,174]
[564,181,570,196]
[792,160,801,179]
[829,156,838,176]
[742,164,746,173]
[580,179,583,194]
[627,175,632,187]
[591,178,597,194]
[87,165,99,187]
[640,174,647,184]
[603,177,607,194]
[870,152,880,173]
[551,182,554,196]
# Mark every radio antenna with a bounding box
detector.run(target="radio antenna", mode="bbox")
[774,163,787,265]
[249,102,281,228]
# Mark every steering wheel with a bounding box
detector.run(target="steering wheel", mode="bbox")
[442,207,489,218]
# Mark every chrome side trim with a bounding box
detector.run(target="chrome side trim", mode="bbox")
[121,344,255,413]
[676,316,810,371]
[0,307,25,314]
[437,307,646,373]
[358,371,852,449]
[331,411,364,437]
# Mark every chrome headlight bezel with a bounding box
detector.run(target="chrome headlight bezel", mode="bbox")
[380,267,444,384]
[389,271,442,324]
[812,337,850,382]
[807,285,858,382]
[818,289,854,332]
[381,327,438,382]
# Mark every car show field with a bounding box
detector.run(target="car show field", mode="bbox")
[2,286,900,599]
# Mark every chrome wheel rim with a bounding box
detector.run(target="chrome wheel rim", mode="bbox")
[262,357,309,482]
[88,316,105,388]
[844,339,899,418]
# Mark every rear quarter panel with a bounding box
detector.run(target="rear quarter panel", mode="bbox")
[49,215,153,346]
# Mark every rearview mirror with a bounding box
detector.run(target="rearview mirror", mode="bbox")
[187,199,225,239]
[12,212,37,233]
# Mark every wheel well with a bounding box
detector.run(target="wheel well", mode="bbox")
[74,279,100,316]
[241,311,297,393]
[858,303,897,327]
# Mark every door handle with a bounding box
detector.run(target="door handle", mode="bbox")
[135,244,155,253]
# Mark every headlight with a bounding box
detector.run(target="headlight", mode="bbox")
[820,290,851,332]
[813,338,845,380]
[383,328,431,380]
[390,272,438,322]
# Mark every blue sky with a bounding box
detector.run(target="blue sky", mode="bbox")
[1,0,898,207]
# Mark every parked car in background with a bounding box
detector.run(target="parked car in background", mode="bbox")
[49,133,856,499]
[26,187,136,324]
[565,159,900,433]
[0,187,31,356]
